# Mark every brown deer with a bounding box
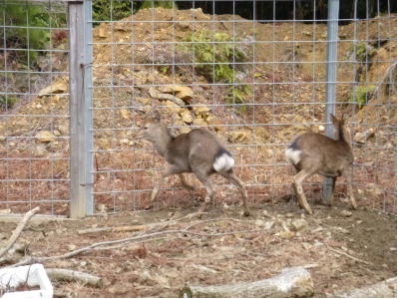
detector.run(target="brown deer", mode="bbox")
[138,111,250,216]
[284,114,357,214]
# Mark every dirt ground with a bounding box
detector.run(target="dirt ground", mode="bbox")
[0,7,396,298]
[0,198,396,298]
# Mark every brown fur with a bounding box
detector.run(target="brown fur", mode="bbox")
[138,111,250,216]
[285,114,357,214]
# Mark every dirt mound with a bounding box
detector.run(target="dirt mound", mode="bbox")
[0,7,396,299]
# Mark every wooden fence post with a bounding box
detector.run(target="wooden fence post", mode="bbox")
[69,1,93,218]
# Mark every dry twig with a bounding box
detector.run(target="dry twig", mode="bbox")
[77,225,146,235]
[0,207,40,259]
[325,244,372,265]
[12,228,267,267]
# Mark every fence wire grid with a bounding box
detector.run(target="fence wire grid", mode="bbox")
[0,1,69,215]
[0,0,396,217]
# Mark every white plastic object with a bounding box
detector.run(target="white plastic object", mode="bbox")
[0,264,53,298]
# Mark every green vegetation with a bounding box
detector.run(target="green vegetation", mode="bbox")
[0,0,66,67]
[352,85,376,108]
[140,1,176,9]
[0,95,16,110]
[353,42,376,62]
[92,0,176,23]
[182,31,245,82]
[92,0,134,23]
[181,31,251,105]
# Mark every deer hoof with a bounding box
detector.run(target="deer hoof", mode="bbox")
[243,209,251,217]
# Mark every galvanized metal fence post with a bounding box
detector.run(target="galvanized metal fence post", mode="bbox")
[323,0,340,204]
[69,0,93,218]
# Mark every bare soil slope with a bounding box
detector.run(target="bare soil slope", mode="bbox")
[0,8,396,298]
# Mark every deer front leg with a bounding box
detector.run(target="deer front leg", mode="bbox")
[151,166,182,202]
[293,170,314,215]
[345,168,357,210]
[179,174,195,192]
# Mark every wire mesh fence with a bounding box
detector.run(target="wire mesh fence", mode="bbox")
[0,0,70,215]
[90,1,397,215]
[0,0,396,217]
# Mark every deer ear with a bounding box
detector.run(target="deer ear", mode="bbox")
[330,113,337,124]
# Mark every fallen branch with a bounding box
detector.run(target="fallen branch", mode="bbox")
[12,228,267,267]
[181,267,314,298]
[77,225,146,235]
[335,277,397,298]
[0,207,40,259]
[76,213,216,236]
[46,268,102,287]
[325,244,372,265]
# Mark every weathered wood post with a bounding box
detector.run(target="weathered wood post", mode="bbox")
[323,0,340,204]
[68,0,93,218]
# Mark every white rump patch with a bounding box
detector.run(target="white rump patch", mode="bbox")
[213,153,235,173]
[284,148,302,165]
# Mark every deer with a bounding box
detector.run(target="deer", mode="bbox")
[284,114,357,214]
[137,110,250,216]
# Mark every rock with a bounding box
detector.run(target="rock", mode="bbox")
[148,87,186,106]
[179,110,193,124]
[159,85,194,101]
[137,97,151,105]
[354,132,366,144]
[133,71,149,86]
[193,105,211,117]
[68,244,77,251]
[291,219,308,232]
[119,109,131,120]
[206,116,222,130]
[192,117,208,127]
[278,230,295,239]
[255,219,265,227]
[340,210,353,217]
[35,144,47,156]
[228,130,251,143]
[164,100,183,114]
[35,130,56,143]
[264,221,275,230]
[97,26,107,38]
[302,242,313,250]
[354,128,375,144]
[38,81,68,97]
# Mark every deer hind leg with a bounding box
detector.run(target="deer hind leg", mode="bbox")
[221,171,250,217]
[344,168,357,210]
[194,172,214,213]
[293,169,315,215]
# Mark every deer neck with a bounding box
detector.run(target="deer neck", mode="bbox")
[153,125,173,157]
